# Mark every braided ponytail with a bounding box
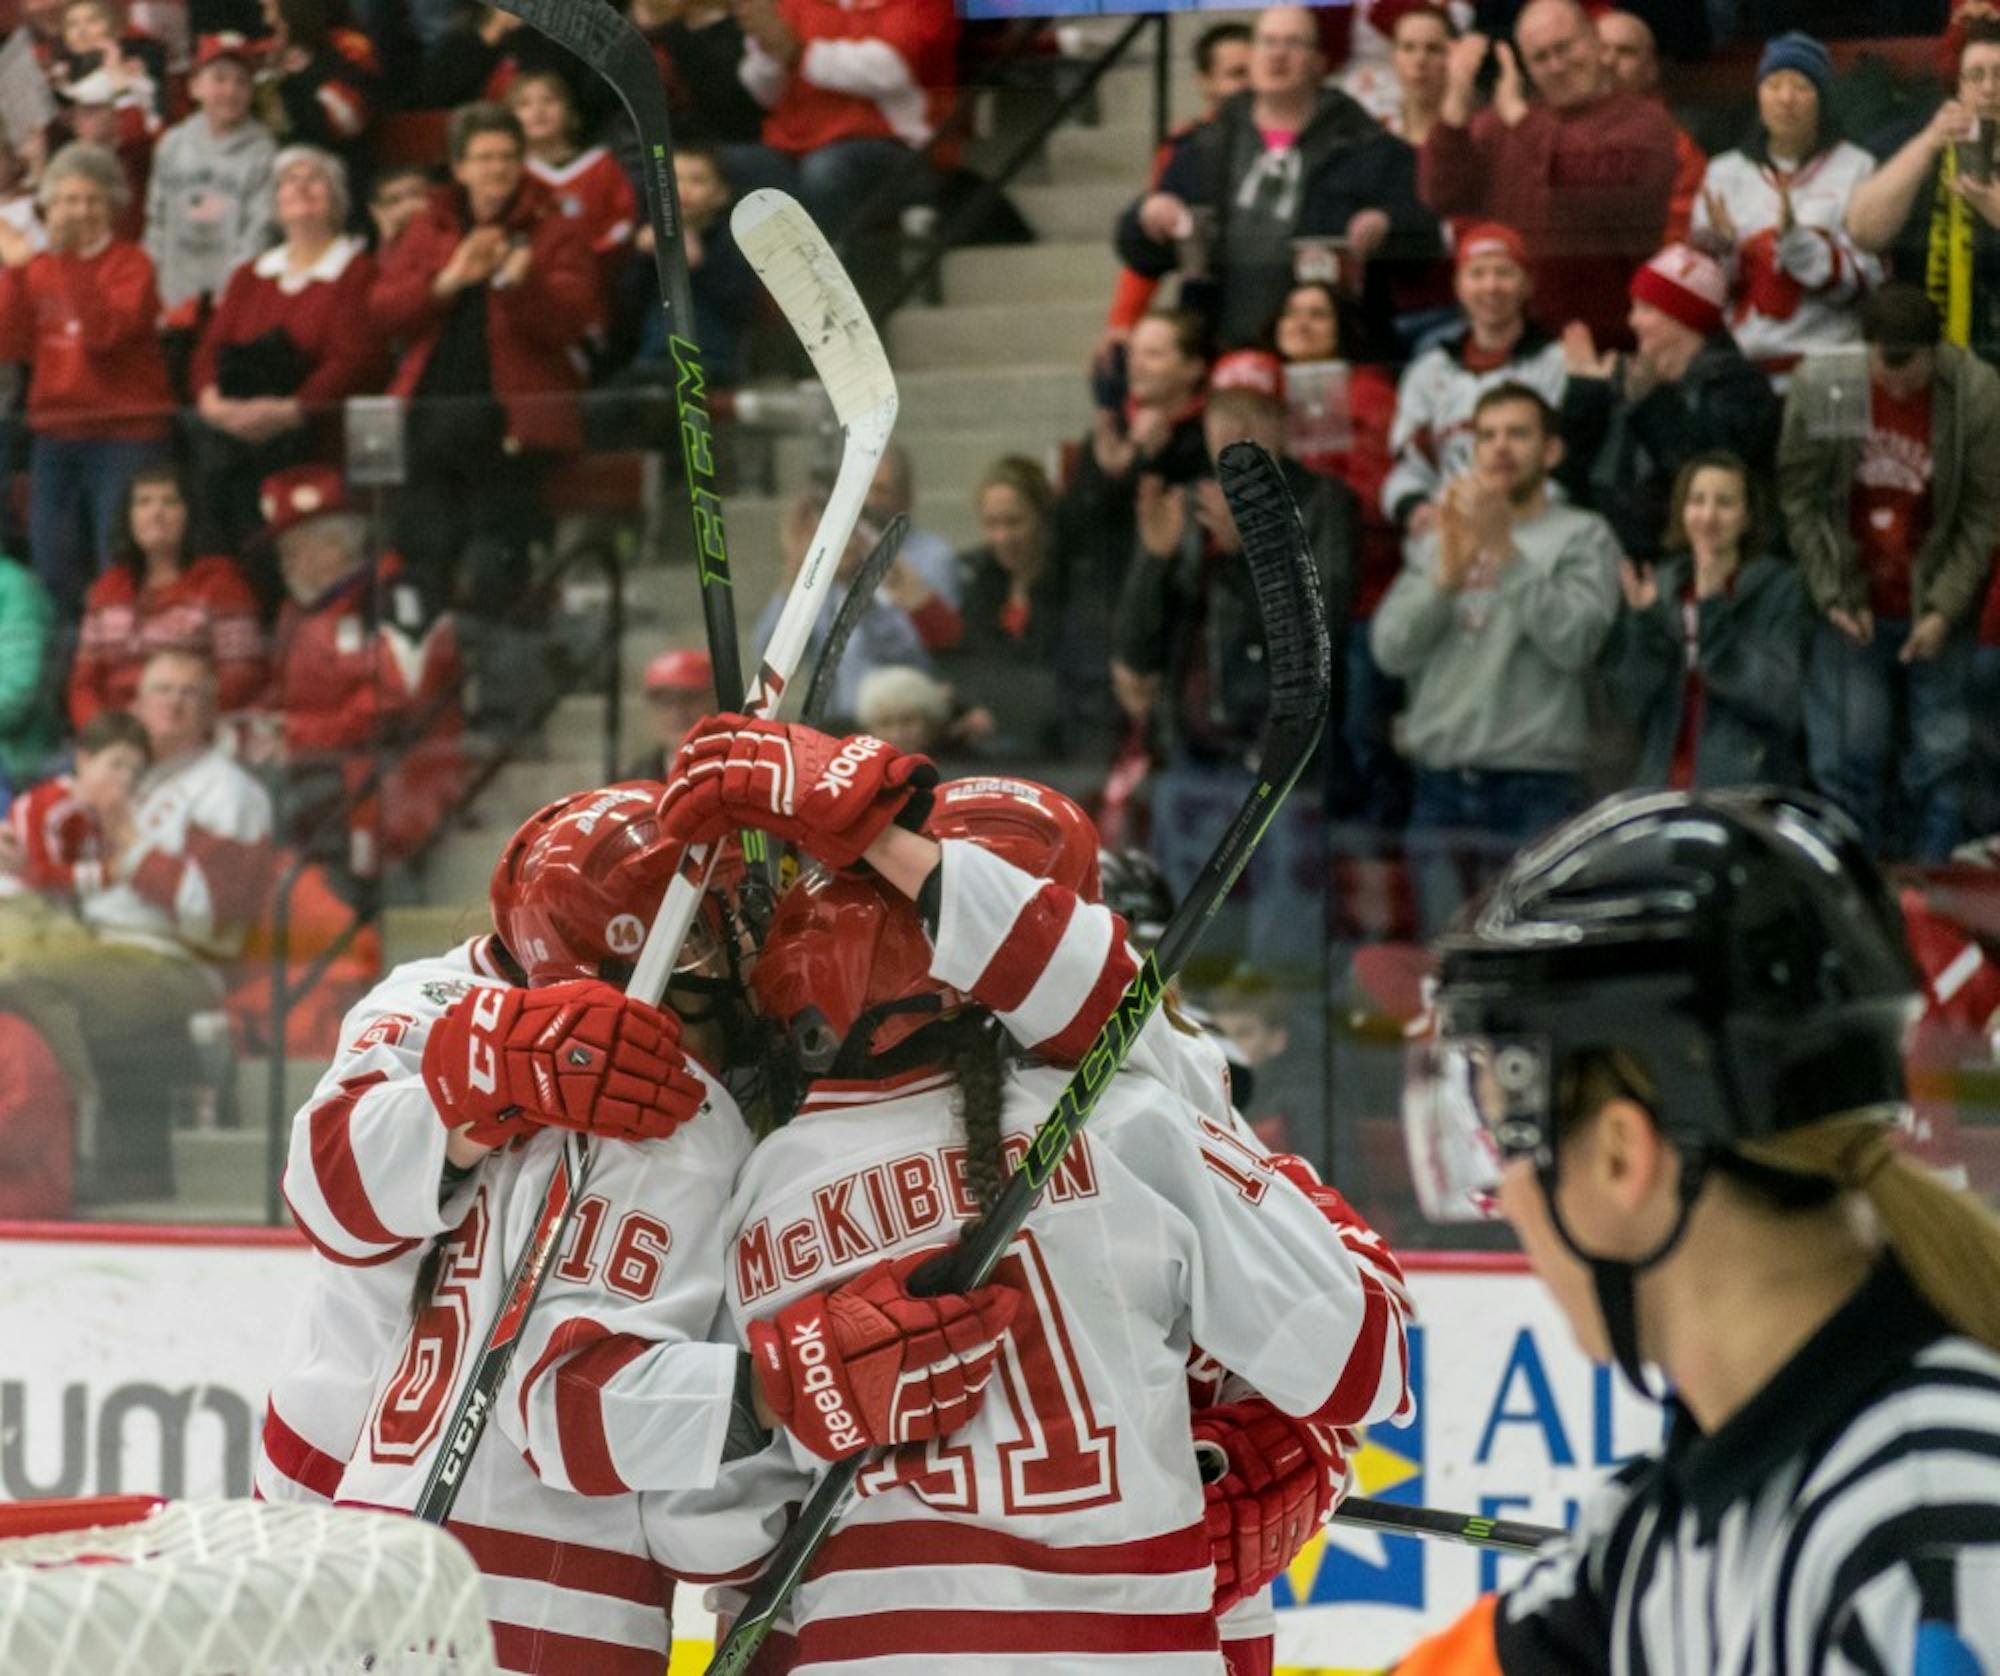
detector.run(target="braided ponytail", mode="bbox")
[943,1012,1013,1219]
[1737,1118,2000,1356]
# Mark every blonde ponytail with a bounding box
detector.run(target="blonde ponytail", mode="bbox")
[1737,1117,2000,1356]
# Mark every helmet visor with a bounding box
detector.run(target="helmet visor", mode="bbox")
[1401,1034,1553,1223]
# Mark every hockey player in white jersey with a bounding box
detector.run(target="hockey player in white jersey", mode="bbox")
[1396,790,2000,1676]
[648,719,1415,1671]
[265,784,1022,1674]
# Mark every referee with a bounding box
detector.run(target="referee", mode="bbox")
[1396,788,2000,1675]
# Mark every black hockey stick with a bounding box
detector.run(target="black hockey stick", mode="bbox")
[1336,1495,1560,1555]
[799,513,908,728]
[488,0,743,713]
[706,440,1332,1674]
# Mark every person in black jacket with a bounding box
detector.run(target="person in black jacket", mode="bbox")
[1114,5,1439,351]
[1558,243,1781,562]
[1600,450,1809,790]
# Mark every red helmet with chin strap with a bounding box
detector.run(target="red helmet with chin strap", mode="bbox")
[751,866,962,1075]
[926,776,1102,899]
[490,782,737,986]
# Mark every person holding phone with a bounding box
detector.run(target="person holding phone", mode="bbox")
[1848,14,2000,366]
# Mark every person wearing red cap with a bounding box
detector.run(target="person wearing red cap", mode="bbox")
[142,33,275,318]
[1557,244,1780,562]
[623,645,715,780]
[248,463,465,881]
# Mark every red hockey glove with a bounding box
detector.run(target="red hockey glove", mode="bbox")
[747,1246,1021,1462]
[420,980,707,1148]
[1192,1398,1351,1616]
[660,714,937,870]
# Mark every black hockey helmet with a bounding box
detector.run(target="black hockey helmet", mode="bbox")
[1097,847,1175,948]
[1404,789,1923,1390]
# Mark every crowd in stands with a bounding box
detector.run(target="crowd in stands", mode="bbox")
[3,0,2000,1216]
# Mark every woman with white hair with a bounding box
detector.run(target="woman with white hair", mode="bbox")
[190,144,383,557]
[855,662,953,755]
[0,141,173,623]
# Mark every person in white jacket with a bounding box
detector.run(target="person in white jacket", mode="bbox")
[1691,31,1882,385]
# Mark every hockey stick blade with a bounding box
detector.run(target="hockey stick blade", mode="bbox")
[1335,1494,1560,1554]
[489,0,742,708]
[801,514,907,729]
[730,189,898,723]
[705,443,1330,1676]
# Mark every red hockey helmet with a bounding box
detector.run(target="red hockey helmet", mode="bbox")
[751,866,961,1075]
[489,782,736,985]
[926,776,1102,900]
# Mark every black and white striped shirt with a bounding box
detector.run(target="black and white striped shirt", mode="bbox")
[1492,1258,2000,1675]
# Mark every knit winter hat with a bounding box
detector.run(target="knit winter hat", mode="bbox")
[1209,349,1286,400]
[1454,221,1529,274]
[1756,31,1833,103]
[1629,245,1728,337]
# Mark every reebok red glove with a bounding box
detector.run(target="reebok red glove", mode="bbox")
[1192,1398,1351,1616]
[420,980,708,1148]
[747,1246,1021,1461]
[660,714,937,870]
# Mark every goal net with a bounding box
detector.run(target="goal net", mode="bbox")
[0,1497,497,1675]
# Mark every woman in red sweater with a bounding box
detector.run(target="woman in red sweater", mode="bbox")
[68,463,266,729]
[190,144,382,557]
[0,141,172,622]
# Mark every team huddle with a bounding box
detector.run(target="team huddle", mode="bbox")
[255,701,2000,1675]
[257,712,1412,1676]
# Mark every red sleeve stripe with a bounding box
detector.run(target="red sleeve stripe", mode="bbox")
[1304,1273,1395,1426]
[968,882,1076,1014]
[553,1333,652,1496]
[517,1316,608,1433]
[799,1606,1219,1663]
[1031,924,1140,1064]
[930,838,1047,988]
[995,898,1121,1054]
[447,1517,671,1609]
[814,1519,1208,1579]
[303,1072,410,1253]
[280,1187,418,1267]
[259,1403,345,1500]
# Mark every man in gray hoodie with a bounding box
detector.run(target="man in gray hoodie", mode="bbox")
[143,33,275,318]
[1371,380,1621,926]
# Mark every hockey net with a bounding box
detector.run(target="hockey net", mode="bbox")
[0,1496,497,1674]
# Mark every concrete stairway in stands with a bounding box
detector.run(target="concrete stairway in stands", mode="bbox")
[95,27,1235,1225]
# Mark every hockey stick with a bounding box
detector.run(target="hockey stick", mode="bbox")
[706,440,1331,1674]
[1334,1495,1560,1555]
[413,195,894,1527]
[488,0,742,711]
[800,513,908,729]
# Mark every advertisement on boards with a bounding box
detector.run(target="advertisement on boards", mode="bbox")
[0,1230,1657,1673]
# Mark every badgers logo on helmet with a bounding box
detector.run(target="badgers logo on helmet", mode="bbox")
[606,913,645,956]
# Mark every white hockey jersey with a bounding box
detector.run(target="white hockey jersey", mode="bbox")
[652,1062,1414,1674]
[1692,144,1882,374]
[1382,327,1568,527]
[269,936,754,1675]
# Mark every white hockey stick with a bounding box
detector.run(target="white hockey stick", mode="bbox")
[414,193,894,1523]
[625,187,899,1002]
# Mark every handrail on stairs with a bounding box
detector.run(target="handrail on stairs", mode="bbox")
[260,538,626,1224]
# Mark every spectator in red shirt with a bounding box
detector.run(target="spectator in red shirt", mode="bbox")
[249,464,464,880]
[0,708,148,903]
[508,67,636,318]
[725,0,957,245]
[0,140,172,622]
[1781,285,2000,860]
[370,100,596,618]
[1601,449,1809,791]
[189,144,381,557]
[1419,0,1677,348]
[1593,8,1705,245]
[69,463,265,729]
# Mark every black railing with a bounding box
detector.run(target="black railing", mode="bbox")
[260,538,625,1224]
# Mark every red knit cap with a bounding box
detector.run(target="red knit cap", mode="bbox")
[1210,349,1285,400]
[1454,221,1528,274]
[644,647,714,694]
[259,464,351,541]
[1629,245,1728,338]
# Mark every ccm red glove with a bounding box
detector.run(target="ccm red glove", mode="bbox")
[747,1247,1021,1461]
[420,980,708,1147]
[1192,1398,1351,1616]
[660,714,937,869]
